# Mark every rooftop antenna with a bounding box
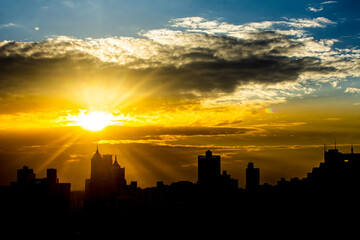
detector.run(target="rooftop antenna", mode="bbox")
[351,145,354,154]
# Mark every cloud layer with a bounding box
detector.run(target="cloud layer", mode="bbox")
[0,16,359,118]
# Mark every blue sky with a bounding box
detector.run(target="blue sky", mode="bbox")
[0,0,359,48]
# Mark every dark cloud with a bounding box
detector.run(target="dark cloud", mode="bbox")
[0,31,341,100]
[161,56,334,93]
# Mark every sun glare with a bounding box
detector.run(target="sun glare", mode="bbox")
[76,111,114,131]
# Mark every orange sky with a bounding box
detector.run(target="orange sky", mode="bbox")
[1,16,360,190]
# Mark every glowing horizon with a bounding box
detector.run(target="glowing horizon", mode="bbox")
[1,0,360,190]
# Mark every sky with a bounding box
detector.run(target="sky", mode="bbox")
[0,0,360,190]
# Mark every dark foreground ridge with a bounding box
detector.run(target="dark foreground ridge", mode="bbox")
[1,146,360,238]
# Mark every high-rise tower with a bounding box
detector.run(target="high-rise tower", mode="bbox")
[246,162,260,191]
[198,150,221,186]
[85,146,127,209]
[112,156,126,195]
[90,144,103,181]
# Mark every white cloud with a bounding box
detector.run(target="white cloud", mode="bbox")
[345,88,360,94]
[307,1,337,13]
[321,1,337,4]
[0,23,22,29]
[307,6,324,12]
[170,17,335,39]
[284,17,335,28]
[306,1,337,14]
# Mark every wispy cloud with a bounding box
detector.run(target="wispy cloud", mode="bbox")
[307,6,324,12]
[321,1,337,5]
[0,23,22,29]
[307,1,337,13]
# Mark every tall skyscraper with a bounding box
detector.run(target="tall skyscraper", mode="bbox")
[246,162,259,191]
[198,150,221,186]
[85,146,126,209]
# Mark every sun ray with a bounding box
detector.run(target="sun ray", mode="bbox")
[36,131,83,173]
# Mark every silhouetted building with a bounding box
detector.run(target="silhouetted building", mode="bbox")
[220,170,238,190]
[0,166,72,239]
[84,146,127,211]
[47,168,57,184]
[306,146,360,189]
[197,150,238,192]
[13,166,70,199]
[198,150,221,186]
[17,166,36,185]
[3,165,71,221]
[112,156,126,194]
[246,162,259,191]
[324,146,360,169]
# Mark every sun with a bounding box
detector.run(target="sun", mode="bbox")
[75,111,114,131]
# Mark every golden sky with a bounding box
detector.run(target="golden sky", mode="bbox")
[1,16,360,190]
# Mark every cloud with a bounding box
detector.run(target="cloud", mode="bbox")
[170,17,335,38]
[0,16,358,115]
[0,23,22,29]
[0,33,336,98]
[307,1,337,13]
[307,7,324,12]
[345,87,360,93]
[321,1,337,4]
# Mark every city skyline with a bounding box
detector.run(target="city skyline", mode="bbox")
[0,137,358,190]
[0,0,360,192]
[2,146,360,209]
[2,144,359,190]
[2,145,359,238]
